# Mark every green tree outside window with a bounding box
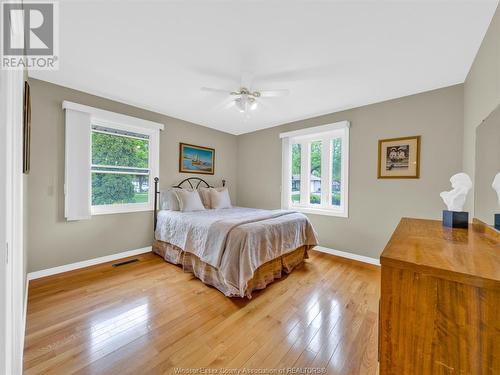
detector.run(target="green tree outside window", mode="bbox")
[91,131,150,205]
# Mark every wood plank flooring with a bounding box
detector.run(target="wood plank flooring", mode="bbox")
[24,250,380,375]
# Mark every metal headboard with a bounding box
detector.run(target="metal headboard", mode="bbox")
[153,177,226,231]
[173,177,212,189]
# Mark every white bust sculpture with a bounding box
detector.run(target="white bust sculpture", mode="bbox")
[440,173,473,212]
[492,173,500,206]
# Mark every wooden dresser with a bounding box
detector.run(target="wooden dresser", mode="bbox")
[379,218,500,375]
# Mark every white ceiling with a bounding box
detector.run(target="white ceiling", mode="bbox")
[30,0,499,135]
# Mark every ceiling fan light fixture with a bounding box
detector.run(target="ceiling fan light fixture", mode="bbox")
[235,98,245,112]
[204,84,286,114]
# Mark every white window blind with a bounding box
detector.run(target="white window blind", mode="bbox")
[64,109,92,221]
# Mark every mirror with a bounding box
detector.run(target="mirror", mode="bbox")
[474,103,500,226]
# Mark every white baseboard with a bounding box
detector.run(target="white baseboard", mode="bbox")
[27,246,152,281]
[314,246,380,266]
[26,245,377,281]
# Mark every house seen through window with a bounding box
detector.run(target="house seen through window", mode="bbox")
[282,121,349,217]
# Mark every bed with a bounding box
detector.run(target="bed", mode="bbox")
[152,177,318,298]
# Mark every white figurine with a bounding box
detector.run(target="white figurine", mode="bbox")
[492,173,500,206]
[440,173,473,212]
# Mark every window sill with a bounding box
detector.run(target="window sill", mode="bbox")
[288,205,348,218]
[91,204,153,216]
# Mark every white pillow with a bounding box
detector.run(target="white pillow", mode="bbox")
[160,188,181,211]
[198,187,211,209]
[159,190,169,210]
[175,189,206,212]
[209,188,232,209]
[198,187,226,208]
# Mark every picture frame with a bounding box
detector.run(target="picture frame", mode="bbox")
[179,143,215,175]
[378,135,420,179]
[23,81,31,174]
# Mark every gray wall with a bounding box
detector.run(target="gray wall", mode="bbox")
[463,4,500,213]
[26,77,473,269]
[27,78,237,272]
[236,85,464,259]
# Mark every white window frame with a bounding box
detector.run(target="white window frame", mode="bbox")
[280,121,350,217]
[62,101,163,216]
[90,119,159,215]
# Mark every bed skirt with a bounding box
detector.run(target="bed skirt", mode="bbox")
[152,240,310,298]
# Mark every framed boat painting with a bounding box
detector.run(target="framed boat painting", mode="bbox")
[378,136,420,179]
[179,143,215,175]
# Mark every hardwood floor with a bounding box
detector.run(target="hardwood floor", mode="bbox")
[23,250,380,375]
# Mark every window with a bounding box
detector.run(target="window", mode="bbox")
[291,144,301,203]
[90,118,160,215]
[63,101,163,220]
[281,121,349,217]
[91,125,152,214]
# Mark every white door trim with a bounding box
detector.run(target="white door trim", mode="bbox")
[1,66,25,375]
[0,61,9,375]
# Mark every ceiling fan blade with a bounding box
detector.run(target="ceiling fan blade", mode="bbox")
[207,97,236,114]
[223,100,235,110]
[256,99,270,110]
[254,64,339,83]
[201,87,231,94]
[258,89,290,97]
[191,66,240,83]
[240,72,253,90]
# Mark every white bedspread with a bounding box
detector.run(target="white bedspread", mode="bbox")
[155,207,318,295]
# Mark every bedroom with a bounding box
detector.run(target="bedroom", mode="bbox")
[1,1,499,374]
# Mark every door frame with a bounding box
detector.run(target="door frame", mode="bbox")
[0,66,26,375]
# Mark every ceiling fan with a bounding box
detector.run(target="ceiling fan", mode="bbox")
[201,86,289,113]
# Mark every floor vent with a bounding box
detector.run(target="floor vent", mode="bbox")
[112,259,139,267]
